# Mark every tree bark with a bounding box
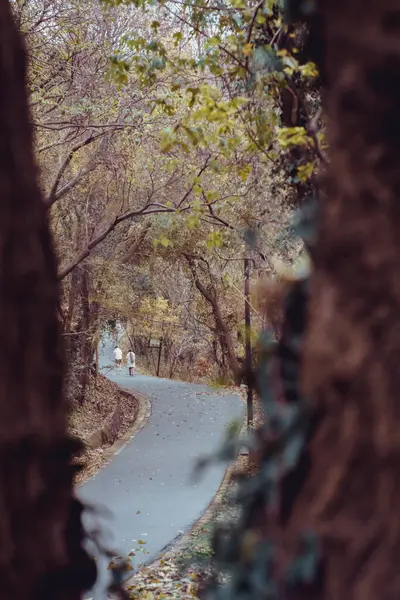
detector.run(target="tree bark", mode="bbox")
[65,267,94,406]
[288,1,400,599]
[0,3,96,598]
[184,254,240,377]
[77,267,90,405]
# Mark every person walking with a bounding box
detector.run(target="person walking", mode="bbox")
[113,346,122,371]
[126,349,136,376]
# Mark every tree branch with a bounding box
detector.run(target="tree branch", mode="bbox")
[307,108,329,165]
[45,133,104,207]
[57,170,204,281]
[203,194,237,231]
[183,252,240,375]
[37,135,71,154]
[50,164,97,206]
[246,0,265,44]
[58,205,176,281]
[176,156,211,209]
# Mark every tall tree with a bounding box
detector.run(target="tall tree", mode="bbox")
[0,1,96,598]
[301,0,400,597]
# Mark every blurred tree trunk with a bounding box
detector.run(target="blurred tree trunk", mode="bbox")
[289,1,400,599]
[0,1,96,598]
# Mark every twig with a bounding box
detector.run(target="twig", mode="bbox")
[51,164,97,204]
[307,108,329,165]
[45,132,105,206]
[246,0,265,44]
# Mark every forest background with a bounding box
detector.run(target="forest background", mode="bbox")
[18,0,322,406]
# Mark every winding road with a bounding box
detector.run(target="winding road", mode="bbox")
[78,341,244,598]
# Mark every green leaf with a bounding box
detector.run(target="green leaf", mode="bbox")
[277,126,310,149]
[238,164,252,181]
[173,31,183,42]
[207,36,221,48]
[187,215,199,229]
[205,190,219,203]
[210,160,222,172]
[297,161,316,182]
[206,231,223,250]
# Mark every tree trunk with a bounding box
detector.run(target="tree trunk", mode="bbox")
[289,1,400,599]
[0,3,96,598]
[64,268,79,335]
[94,343,99,387]
[77,267,90,405]
[184,255,240,377]
[64,267,91,406]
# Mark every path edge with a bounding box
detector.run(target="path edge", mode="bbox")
[125,397,247,585]
[82,389,152,480]
[104,389,152,462]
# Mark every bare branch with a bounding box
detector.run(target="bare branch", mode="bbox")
[163,4,250,73]
[45,133,104,207]
[50,164,97,205]
[37,135,70,154]
[246,0,265,44]
[35,121,131,131]
[202,191,237,230]
[58,205,175,281]
[57,169,204,281]
[307,108,329,165]
[176,156,211,209]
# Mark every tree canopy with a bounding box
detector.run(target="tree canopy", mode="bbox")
[15,0,322,395]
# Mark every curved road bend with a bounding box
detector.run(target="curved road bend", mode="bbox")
[78,353,244,598]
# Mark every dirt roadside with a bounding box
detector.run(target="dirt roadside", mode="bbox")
[70,373,142,484]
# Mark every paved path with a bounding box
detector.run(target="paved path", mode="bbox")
[79,346,244,598]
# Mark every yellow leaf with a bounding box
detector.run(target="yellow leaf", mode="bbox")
[159,236,172,248]
[242,43,253,56]
[193,184,202,195]
[297,161,315,182]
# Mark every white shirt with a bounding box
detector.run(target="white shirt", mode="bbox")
[113,347,122,360]
[127,352,136,367]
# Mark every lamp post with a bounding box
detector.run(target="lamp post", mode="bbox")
[244,257,254,429]
[148,337,163,377]
[156,338,163,377]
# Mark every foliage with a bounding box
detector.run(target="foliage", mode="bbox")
[198,198,320,599]
[16,0,324,390]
